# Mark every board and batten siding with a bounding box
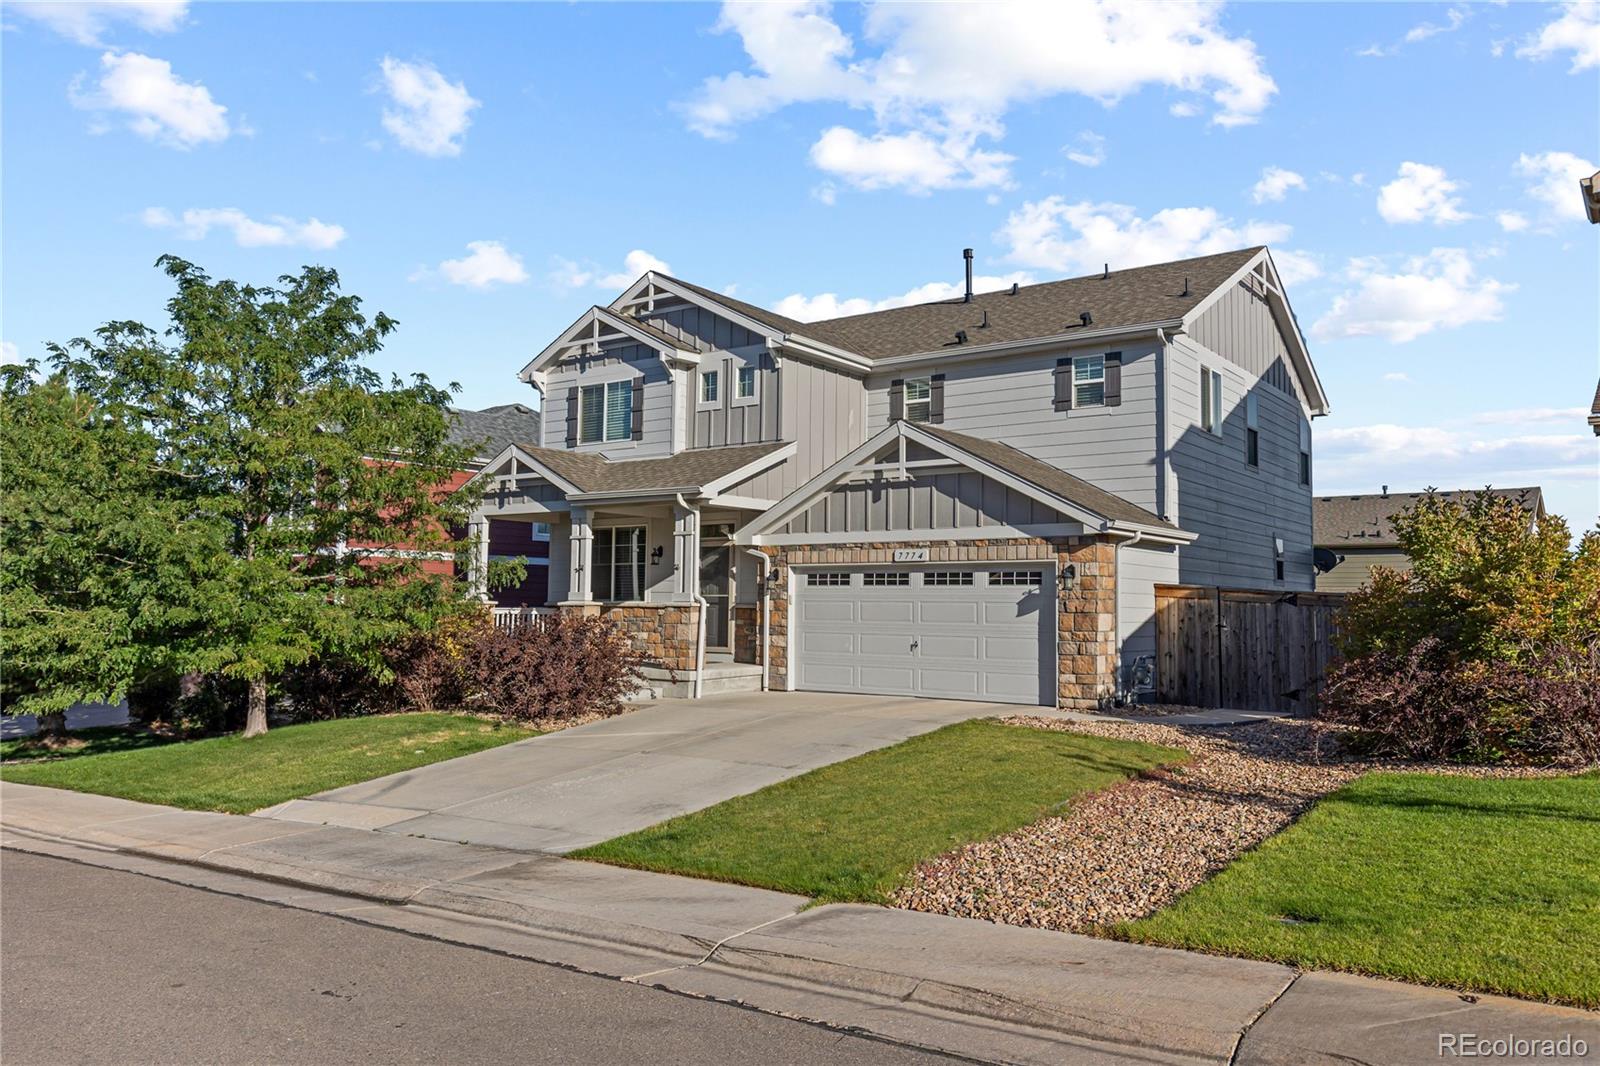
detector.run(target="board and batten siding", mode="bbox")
[1314,547,1410,593]
[689,346,781,449]
[1189,277,1303,402]
[1117,542,1179,687]
[777,469,1068,536]
[863,341,1162,514]
[542,342,673,458]
[1165,335,1313,591]
[726,355,866,501]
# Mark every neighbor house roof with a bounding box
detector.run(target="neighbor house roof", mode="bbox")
[916,425,1177,531]
[1314,487,1545,548]
[449,404,542,462]
[1590,378,1600,435]
[515,441,790,496]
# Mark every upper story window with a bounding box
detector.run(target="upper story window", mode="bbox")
[904,376,932,422]
[736,365,757,400]
[579,381,633,444]
[1200,367,1223,435]
[1074,354,1106,407]
[1299,420,1312,486]
[700,369,719,405]
[1245,393,1260,467]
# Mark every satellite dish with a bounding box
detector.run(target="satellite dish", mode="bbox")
[1313,547,1342,573]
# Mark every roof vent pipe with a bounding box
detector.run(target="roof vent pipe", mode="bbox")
[1381,484,1389,498]
[979,310,989,328]
[1102,263,1110,280]
[963,247,974,302]
[1181,276,1191,297]
[955,329,969,344]
[1079,311,1093,327]
[1009,282,1020,296]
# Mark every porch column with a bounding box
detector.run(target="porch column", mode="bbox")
[469,516,490,601]
[569,506,594,602]
[672,502,700,603]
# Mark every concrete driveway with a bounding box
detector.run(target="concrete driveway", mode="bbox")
[255,692,1025,853]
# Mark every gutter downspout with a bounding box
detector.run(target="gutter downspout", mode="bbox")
[742,546,771,692]
[675,493,707,700]
[1153,327,1171,522]
[1102,524,1145,706]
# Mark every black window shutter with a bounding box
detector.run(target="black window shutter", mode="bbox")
[1053,358,1073,411]
[1104,352,1122,407]
[565,387,579,447]
[630,377,644,441]
[929,374,945,423]
[889,378,904,422]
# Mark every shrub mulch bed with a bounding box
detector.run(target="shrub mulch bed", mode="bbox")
[894,715,1580,932]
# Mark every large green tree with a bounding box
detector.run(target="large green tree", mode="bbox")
[38,256,491,736]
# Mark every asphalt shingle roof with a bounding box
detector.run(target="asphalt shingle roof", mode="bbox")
[917,425,1175,530]
[1314,487,1544,547]
[449,404,542,461]
[517,441,789,496]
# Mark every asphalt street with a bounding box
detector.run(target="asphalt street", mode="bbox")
[0,850,955,1065]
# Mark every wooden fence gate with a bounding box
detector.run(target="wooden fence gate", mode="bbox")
[1154,585,1343,713]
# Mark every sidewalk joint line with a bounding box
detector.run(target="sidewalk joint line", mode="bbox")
[690,908,808,968]
[1228,970,1300,1066]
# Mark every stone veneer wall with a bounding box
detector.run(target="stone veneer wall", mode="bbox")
[755,537,1118,710]
[561,602,702,673]
[732,605,760,665]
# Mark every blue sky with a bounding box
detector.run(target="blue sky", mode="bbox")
[4,1,1597,528]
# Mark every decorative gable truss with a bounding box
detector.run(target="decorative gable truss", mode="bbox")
[737,421,1196,547]
[464,446,577,519]
[517,305,702,390]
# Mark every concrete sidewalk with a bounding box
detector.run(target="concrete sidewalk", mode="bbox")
[3,782,1594,1065]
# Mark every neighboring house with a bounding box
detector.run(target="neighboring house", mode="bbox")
[1313,486,1546,594]
[1589,379,1599,436]
[467,247,1329,707]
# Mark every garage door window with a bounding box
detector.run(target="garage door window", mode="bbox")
[862,572,909,586]
[807,572,851,586]
[924,571,974,586]
[988,571,1042,585]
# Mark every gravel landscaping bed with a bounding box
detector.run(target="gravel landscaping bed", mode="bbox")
[894,715,1582,932]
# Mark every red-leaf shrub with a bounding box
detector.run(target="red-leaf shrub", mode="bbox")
[385,612,485,712]
[460,614,645,723]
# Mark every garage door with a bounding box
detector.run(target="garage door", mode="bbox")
[794,566,1053,706]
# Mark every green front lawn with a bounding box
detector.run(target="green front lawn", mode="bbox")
[0,714,539,814]
[1,725,176,763]
[1121,771,1600,1008]
[575,719,1184,903]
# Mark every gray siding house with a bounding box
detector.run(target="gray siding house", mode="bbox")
[467,247,1329,708]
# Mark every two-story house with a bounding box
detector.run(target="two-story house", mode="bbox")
[466,246,1329,708]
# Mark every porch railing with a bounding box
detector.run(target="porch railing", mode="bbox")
[491,606,557,631]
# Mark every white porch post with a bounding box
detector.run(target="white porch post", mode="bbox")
[469,517,491,601]
[672,503,700,602]
[569,506,594,602]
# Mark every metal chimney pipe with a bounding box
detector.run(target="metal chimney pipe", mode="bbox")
[963,247,974,302]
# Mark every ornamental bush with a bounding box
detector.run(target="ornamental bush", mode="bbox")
[1322,490,1600,763]
[460,613,645,722]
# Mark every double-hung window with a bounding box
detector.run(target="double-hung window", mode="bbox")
[1200,367,1223,435]
[592,526,645,602]
[700,370,719,405]
[1299,420,1312,486]
[1245,393,1260,467]
[736,365,757,400]
[904,376,932,423]
[1073,354,1106,407]
[579,381,633,444]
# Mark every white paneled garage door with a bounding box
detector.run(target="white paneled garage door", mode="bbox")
[793,566,1054,706]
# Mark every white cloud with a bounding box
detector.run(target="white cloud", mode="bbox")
[10,1,186,46]
[1360,6,1467,57]
[1,341,20,366]
[69,50,229,148]
[1064,131,1106,168]
[1251,166,1306,203]
[812,182,838,206]
[997,198,1290,276]
[1317,421,1597,502]
[1376,161,1470,224]
[377,57,479,157]
[774,271,1036,322]
[1514,150,1597,224]
[1517,1,1600,71]
[1470,407,1589,425]
[682,1,1276,192]
[1382,371,1412,383]
[142,207,345,249]
[1496,210,1530,232]
[430,241,528,288]
[549,249,673,291]
[809,126,1013,193]
[1310,249,1513,343]
[1270,249,1322,286]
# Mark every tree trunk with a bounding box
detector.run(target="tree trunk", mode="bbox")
[242,677,268,738]
[36,710,67,742]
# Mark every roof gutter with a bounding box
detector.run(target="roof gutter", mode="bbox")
[867,321,1185,372]
[1100,519,1196,546]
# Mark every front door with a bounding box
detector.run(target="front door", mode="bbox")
[699,543,732,651]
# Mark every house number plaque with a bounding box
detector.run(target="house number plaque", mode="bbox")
[892,548,929,562]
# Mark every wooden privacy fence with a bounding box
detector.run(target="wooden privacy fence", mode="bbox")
[1154,584,1344,713]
